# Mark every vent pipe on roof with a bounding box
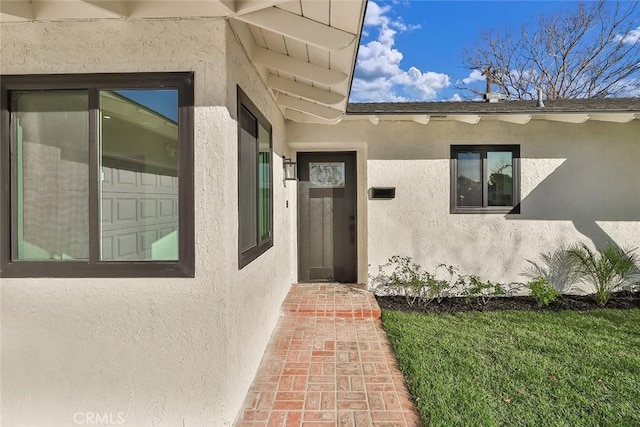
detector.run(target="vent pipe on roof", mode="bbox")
[536,88,545,108]
[483,66,502,103]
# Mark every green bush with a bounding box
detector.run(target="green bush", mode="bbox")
[463,276,505,305]
[567,243,639,306]
[372,256,461,306]
[528,277,559,306]
[523,247,578,294]
[372,256,517,305]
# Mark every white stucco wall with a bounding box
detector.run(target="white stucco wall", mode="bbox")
[1,18,294,426]
[288,118,640,286]
[223,24,296,422]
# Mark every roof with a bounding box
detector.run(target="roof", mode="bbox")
[1,0,367,123]
[347,98,640,115]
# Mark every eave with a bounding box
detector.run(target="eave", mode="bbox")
[1,0,367,122]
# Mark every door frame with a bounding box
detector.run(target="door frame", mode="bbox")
[289,142,368,285]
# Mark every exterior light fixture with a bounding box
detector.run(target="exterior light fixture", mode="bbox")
[283,156,298,182]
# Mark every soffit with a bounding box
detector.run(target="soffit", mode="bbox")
[344,99,640,125]
[1,0,367,123]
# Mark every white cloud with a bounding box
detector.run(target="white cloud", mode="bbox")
[351,78,408,102]
[354,40,404,79]
[351,1,449,102]
[460,69,485,85]
[364,1,391,27]
[615,26,640,44]
[448,93,463,102]
[393,67,450,100]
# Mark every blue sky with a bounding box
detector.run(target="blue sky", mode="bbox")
[350,0,640,102]
[115,89,178,121]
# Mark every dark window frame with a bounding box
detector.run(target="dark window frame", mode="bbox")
[0,72,195,277]
[237,86,273,269]
[450,144,521,214]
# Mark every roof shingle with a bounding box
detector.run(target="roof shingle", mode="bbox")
[346,98,640,115]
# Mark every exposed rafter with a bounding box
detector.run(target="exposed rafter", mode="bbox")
[541,113,590,124]
[411,115,430,125]
[127,1,231,18]
[285,109,342,124]
[253,48,348,86]
[588,113,636,123]
[234,0,289,15]
[268,75,344,106]
[494,114,532,125]
[377,114,430,124]
[449,115,481,124]
[234,7,356,51]
[278,94,343,121]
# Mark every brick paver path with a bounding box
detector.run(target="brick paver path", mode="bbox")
[235,284,421,427]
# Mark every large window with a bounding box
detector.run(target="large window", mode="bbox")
[237,87,273,268]
[450,145,520,214]
[0,73,194,277]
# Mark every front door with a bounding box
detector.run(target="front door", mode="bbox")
[297,152,357,283]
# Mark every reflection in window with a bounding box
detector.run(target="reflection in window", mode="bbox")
[239,105,258,252]
[457,152,482,207]
[3,73,193,277]
[258,123,271,242]
[100,90,179,261]
[487,151,513,206]
[13,92,90,260]
[238,88,273,268]
[451,145,520,213]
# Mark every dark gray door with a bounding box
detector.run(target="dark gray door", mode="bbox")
[297,152,357,283]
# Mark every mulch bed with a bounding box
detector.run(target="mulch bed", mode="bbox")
[376,291,640,314]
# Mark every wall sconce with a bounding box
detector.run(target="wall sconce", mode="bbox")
[283,156,298,182]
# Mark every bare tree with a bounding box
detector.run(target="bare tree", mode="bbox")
[460,1,640,100]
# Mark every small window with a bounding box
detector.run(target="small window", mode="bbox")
[0,73,195,277]
[238,87,273,268]
[450,145,520,214]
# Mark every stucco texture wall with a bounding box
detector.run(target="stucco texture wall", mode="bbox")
[224,24,296,422]
[288,119,640,285]
[1,18,294,426]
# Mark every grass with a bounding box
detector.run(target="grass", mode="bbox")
[382,308,640,427]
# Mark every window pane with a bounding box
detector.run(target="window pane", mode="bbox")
[13,92,89,260]
[239,106,257,252]
[457,152,482,207]
[258,123,271,241]
[487,151,513,206]
[100,89,179,261]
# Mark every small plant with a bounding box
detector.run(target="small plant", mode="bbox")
[371,256,462,306]
[528,277,559,307]
[567,243,639,306]
[463,276,505,306]
[387,255,430,306]
[524,247,579,294]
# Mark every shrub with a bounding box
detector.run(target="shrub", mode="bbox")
[372,256,462,306]
[524,247,579,294]
[567,243,639,306]
[528,277,559,306]
[463,276,505,306]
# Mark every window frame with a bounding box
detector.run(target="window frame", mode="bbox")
[0,72,195,277]
[450,144,521,214]
[237,87,273,269]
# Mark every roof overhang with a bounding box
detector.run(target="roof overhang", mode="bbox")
[1,0,367,122]
[342,112,639,125]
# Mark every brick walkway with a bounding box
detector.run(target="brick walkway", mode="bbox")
[235,284,421,427]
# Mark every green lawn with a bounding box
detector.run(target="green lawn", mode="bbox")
[382,309,640,427]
